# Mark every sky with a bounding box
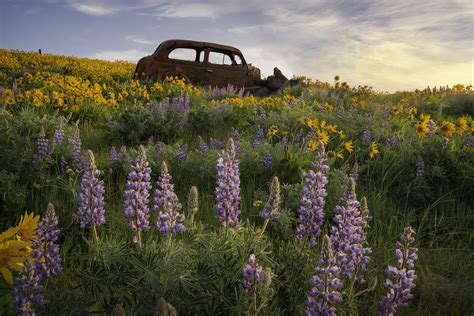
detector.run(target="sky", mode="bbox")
[0,0,473,92]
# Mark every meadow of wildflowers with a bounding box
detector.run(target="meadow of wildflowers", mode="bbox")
[0,49,473,315]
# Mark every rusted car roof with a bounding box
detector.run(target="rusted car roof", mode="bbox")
[154,39,242,54]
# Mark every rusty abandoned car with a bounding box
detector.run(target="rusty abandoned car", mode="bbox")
[134,39,290,96]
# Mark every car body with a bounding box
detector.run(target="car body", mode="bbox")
[134,39,263,89]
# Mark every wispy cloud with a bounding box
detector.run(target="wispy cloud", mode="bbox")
[125,35,154,45]
[88,49,150,62]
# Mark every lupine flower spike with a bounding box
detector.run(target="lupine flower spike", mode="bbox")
[50,118,64,154]
[69,124,82,170]
[296,141,329,246]
[260,176,281,236]
[378,227,418,316]
[77,150,106,243]
[305,235,343,316]
[123,145,152,246]
[12,258,45,315]
[154,161,186,237]
[33,126,49,163]
[32,203,62,280]
[215,138,241,231]
[330,177,372,283]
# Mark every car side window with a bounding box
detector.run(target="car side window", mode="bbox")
[208,51,233,66]
[233,54,243,66]
[197,50,205,62]
[168,48,200,62]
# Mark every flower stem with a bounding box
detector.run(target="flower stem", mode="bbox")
[92,226,99,244]
[259,220,269,238]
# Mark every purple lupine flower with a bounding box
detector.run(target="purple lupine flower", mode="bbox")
[198,136,209,153]
[296,141,329,246]
[330,177,372,282]
[154,161,186,236]
[348,163,359,182]
[349,107,357,118]
[293,129,303,144]
[242,254,262,292]
[305,235,343,316]
[279,135,289,147]
[385,136,399,150]
[258,107,266,117]
[465,136,474,148]
[109,146,118,163]
[209,138,224,150]
[362,128,372,145]
[119,145,129,163]
[60,155,69,174]
[230,127,241,155]
[33,126,50,163]
[260,176,281,221]
[426,119,436,136]
[162,97,170,109]
[155,142,163,156]
[378,227,418,316]
[383,108,391,120]
[123,145,152,245]
[177,144,188,162]
[215,138,241,229]
[68,125,82,170]
[252,126,265,149]
[263,152,272,170]
[211,105,219,120]
[77,150,106,229]
[441,137,449,149]
[415,156,425,180]
[13,259,45,315]
[50,120,64,154]
[32,203,62,280]
[148,136,155,145]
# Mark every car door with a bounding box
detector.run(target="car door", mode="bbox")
[165,47,206,84]
[204,49,247,87]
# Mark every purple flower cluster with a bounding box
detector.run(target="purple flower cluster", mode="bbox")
[68,126,82,170]
[260,176,281,221]
[252,126,265,149]
[230,127,241,155]
[330,178,372,282]
[13,259,45,315]
[279,135,289,147]
[33,126,50,163]
[49,123,64,154]
[465,136,474,148]
[263,152,272,170]
[305,236,343,316]
[154,161,186,236]
[426,119,436,136]
[77,151,106,228]
[198,136,209,153]
[177,144,188,162]
[242,254,262,292]
[385,135,399,150]
[155,142,163,156]
[109,146,118,162]
[415,156,425,180]
[208,84,246,99]
[32,203,62,280]
[296,142,329,246]
[60,155,69,173]
[215,138,241,229]
[293,129,303,144]
[209,138,224,150]
[119,145,131,163]
[123,145,152,245]
[378,227,418,316]
[362,128,372,145]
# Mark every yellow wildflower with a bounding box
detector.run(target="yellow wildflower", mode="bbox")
[307,139,317,151]
[317,130,329,145]
[344,140,354,153]
[415,121,429,138]
[369,142,379,159]
[268,125,279,136]
[458,116,468,132]
[441,121,456,137]
[14,212,40,243]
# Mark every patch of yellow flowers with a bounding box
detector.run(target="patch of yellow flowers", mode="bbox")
[0,213,40,284]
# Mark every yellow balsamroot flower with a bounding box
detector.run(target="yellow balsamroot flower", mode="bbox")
[307,139,317,151]
[458,116,468,133]
[14,212,40,243]
[441,121,456,137]
[336,150,344,160]
[344,140,354,153]
[0,239,30,284]
[307,119,317,129]
[415,121,429,138]
[268,125,279,136]
[316,130,329,145]
[298,116,306,125]
[420,114,431,124]
[369,142,379,159]
[325,124,338,134]
[338,130,346,139]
